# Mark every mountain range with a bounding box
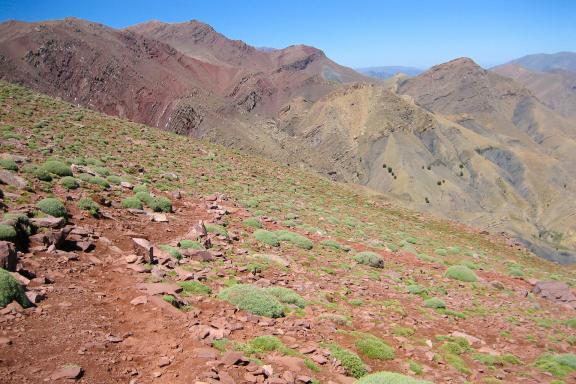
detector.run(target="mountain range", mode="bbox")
[0,18,575,263]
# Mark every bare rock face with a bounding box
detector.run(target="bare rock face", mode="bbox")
[0,241,17,271]
[532,281,576,309]
[132,238,154,263]
[0,170,27,189]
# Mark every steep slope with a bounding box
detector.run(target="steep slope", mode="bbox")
[393,58,576,263]
[1,81,575,384]
[492,63,576,117]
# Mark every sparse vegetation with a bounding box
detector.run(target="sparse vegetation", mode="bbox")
[218,284,284,318]
[357,371,432,384]
[77,198,100,217]
[325,343,367,378]
[121,196,143,209]
[354,251,384,268]
[36,198,67,218]
[444,265,478,282]
[0,268,32,308]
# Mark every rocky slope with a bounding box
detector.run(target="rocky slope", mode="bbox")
[1,18,575,264]
[1,82,576,384]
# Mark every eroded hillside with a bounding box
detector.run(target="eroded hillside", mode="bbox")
[1,83,575,384]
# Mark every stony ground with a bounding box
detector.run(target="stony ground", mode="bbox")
[0,82,575,384]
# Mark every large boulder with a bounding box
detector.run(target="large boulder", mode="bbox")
[532,281,576,309]
[0,241,17,271]
[0,170,27,189]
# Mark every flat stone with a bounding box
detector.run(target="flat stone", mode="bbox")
[195,347,218,359]
[135,283,182,296]
[30,216,66,229]
[50,365,83,380]
[130,296,148,306]
[181,249,215,262]
[150,213,169,223]
[222,351,249,366]
[125,254,138,264]
[0,169,27,189]
[158,356,171,367]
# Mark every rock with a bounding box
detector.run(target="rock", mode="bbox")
[195,347,218,359]
[0,337,12,346]
[171,190,182,199]
[532,281,576,309]
[130,296,148,306]
[120,181,134,189]
[218,371,235,384]
[185,220,208,240]
[135,283,182,296]
[125,254,139,264]
[296,376,312,384]
[262,365,273,377]
[490,281,505,290]
[151,266,166,279]
[126,264,148,273]
[25,291,44,304]
[181,249,215,262]
[50,365,84,380]
[132,238,154,263]
[75,241,94,252]
[150,213,169,223]
[30,216,66,229]
[0,241,17,271]
[158,356,171,367]
[221,351,249,366]
[0,169,27,189]
[107,335,123,343]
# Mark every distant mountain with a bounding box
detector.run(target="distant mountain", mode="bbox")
[356,66,423,79]
[502,51,576,72]
[492,52,576,117]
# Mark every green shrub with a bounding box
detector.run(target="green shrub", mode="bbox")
[247,335,284,353]
[435,248,448,256]
[107,175,122,185]
[392,326,415,337]
[41,160,72,176]
[320,239,351,252]
[423,297,445,309]
[0,224,17,241]
[178,281,211,295]
[254,229,279,246]
[325,343,367,378]
[219,284,284,318]
[357,372,432,384]
[566,318,576,329]
[77,198,99,217]
[444,265,478,282]
[276,230,313,249]
[149,196,172,213]
[163,294,177,306]
[133,185,148,193]
[354,251,384,268]
[178,239,204,250]
[243,217,262,229]
[158,244,181,259]
[34,167,52,181]
[36,198,67,218]
[407,284,427,295]
[135,191,152,204]
[265,287,306,308]
[353,332,395,360]
[0,158,18,171]
[205,223,228,237]
[0,268,32,308]
[535,354,576,377]
[472,353,522,367]
[121,196,143,209]
[93,166,111,176]
[89,176,110,189]
[409,361,423,375]
[60,176,79,189]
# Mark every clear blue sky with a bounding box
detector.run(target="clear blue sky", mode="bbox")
[0,0,574,69]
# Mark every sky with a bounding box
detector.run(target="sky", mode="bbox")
[0,0,574,69]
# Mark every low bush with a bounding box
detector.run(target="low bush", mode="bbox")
[265,286,306,308]
[40,160,72,176]
[133,185,148,193]
[0,268,32,308]
[77,198,100,217]
[178,239,204,250]
[357,372,433,384]
[218,284,284,318]
[423,297,446,309]
[107,175,122,185]
[89,176,110,189]
[178,281,211,295]
[36,198,67,218]
[325,343,367,378]
[354,252,384,268]
[243,217,262,229]
[444,265,478,282]
[352,332,395,360]
[535,353,576,377]
[0,224,17,241]
[121,196,143,209]
[254,229,280,246]
[60,176,79,189]
[407,284,427,295]
[320,239,351,252]
[276,230,313,249]
[205,223,228,237]
[0,158,18,171]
